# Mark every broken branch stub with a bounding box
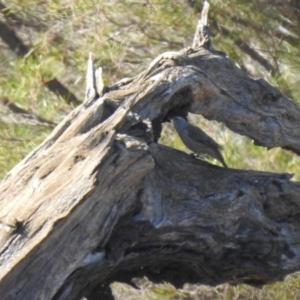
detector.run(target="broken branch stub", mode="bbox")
[193,1,211,49]
[1,3,300,300]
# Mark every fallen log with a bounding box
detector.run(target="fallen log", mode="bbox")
[1,2,300,299]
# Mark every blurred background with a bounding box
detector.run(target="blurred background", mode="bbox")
[1,0,300,298]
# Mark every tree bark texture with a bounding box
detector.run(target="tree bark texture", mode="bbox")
[1,44,300,299]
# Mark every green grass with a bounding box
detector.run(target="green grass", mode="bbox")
[0,123,51,179]
[112,275,300,300]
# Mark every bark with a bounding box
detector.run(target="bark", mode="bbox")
[1,5,300,300]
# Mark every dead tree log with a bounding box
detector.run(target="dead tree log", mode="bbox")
[1,2,300,299]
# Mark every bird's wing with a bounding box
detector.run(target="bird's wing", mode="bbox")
[185,125,223,150]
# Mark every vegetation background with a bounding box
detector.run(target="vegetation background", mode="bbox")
[1,0,300,298]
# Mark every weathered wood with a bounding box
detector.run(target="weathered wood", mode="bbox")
[1,4,300,300]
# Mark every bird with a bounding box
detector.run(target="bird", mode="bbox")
[171,116,227,168]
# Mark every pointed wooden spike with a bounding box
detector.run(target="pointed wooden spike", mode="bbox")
[86,52,95,90]
[85,52,96,104]
[192,1,211,49]
[95,67,104,96]
[201,1,210,26]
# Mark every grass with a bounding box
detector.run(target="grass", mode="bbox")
[112,275,300,300]
[0,123,51,179]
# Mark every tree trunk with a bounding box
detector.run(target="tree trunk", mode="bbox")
[1,4,300,300]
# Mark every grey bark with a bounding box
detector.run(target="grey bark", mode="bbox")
[1,6,300,300]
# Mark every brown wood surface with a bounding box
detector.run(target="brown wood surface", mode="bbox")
[1,7,300,299]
